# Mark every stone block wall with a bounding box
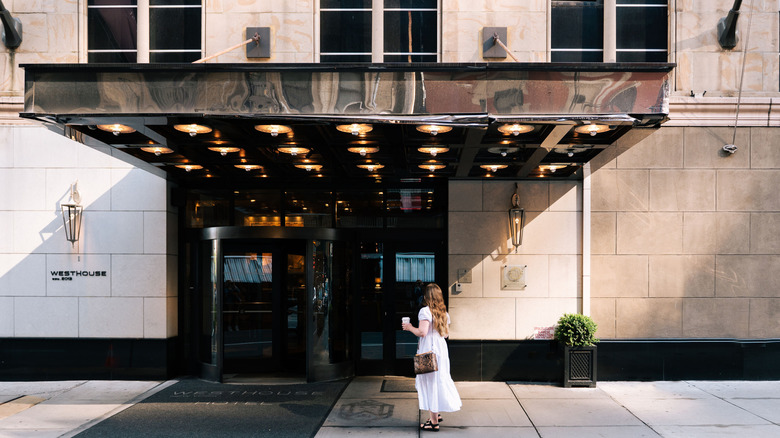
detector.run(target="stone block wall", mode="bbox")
[448,180,582,340]
[590,126,780,339]
[0,126,178,339]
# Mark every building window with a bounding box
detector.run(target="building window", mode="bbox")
[87,0,201,63]
[320,0,373,62]
[149,0,202,62]
[319,0,439,63]
[551,0,604,62]
[383,0,438,62]
[88,0,138,62]
[616,0,668,62]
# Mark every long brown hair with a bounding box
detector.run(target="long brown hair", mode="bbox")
[423,283,448,337]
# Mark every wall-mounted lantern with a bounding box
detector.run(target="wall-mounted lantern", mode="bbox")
[61,182,83,247]
[509,183,525,249]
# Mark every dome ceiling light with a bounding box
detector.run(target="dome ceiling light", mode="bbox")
[418,161,446,171]
[480,164,508,172]
[357,163,384,172]
[140,145,173,156]
[175,164,204,172]
[208,145,241,156]
[295,163,323,172]
[418,146,449,157]
[336,123,373,136]
[574,123,610,137]
[174,124,212,137]
[487,146,520,157]
[497,123,533,136]
[347,145,380,156]
[235,164,262,171]
[416,125,452,136]
[277,146,310,156]
[255,124,292,137]
[97,124,135,136]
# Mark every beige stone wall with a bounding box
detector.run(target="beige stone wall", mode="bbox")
[448,180,582,340]
[0,0,79,98]
[674,0,780,96]
[441,0,547,62]
[204,0,314,63]
[590,126,780,339]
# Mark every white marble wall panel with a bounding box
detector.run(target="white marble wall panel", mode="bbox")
[110,168,167,211]
[616,127,684,169]
[749,298,780,338]
[143,211,169,255]
[617,212,683,255]
[0,126,13,166]
[683,128,751,169]
[682,298,750,338]
[77,144,117,168]
[144,297,178,338]
[0,169,47,210]
[46,254,111,297]
[0,254,46,296]
[615,298,683,338]
[448,297,516,340]
[518,211,582,255]
[14,210,78,254]
[716,255,780,298]
[483,181,550,212]
[80,211,145,254]
[483,254,549,298]
[14,127,79,168]
[649,255,716,298]
[78,297,144,338]
[46,168,112,212]
[591,212,616,255]
[751,128,780,168]
[591,170,649,212]
[549,255,581,298]
[111,255,168,298]
[448,254,483,298]
[591,255,649,298]
[14,0,79,14]
[649,170,716,211]
[550,182,580,212]
[0,297,13,336]
[515,298,580,340]
[0,212,12,253]
[14,297,79,337]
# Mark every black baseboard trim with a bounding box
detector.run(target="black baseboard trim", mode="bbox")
[0,338,178,381]
[449,339,780,382]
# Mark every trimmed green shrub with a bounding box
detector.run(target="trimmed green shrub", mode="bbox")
[554,313,599,347]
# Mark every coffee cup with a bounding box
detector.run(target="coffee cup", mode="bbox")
[402,317,410,325]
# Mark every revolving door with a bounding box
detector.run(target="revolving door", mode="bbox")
[194,227,353,382]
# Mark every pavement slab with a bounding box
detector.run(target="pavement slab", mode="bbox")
[537,425,661,438]
[616,396,770,427]
[440,399,531,427]
[510,383,611,399]
[652,424,780,437]
[519,398,645,427]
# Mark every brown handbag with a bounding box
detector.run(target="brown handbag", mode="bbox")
[414,351,438,374]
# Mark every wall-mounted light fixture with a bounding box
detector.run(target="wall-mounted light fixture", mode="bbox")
[509,184,525,249]
[0,0,23,49]
[61,182,83,247]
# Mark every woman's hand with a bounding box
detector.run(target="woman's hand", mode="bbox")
[401,322,411,331]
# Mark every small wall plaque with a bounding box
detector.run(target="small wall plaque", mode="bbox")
[482,27,508,59]
[501,264,527,290]
[246,27,271,58]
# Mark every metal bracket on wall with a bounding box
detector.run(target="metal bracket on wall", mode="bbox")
[246,27,271,58]
[482,27,507,59]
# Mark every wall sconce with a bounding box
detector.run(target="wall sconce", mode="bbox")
[61,182,83,247]
[509,184,525,249]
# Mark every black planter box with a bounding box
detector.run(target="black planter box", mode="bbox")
[564,345,597,388]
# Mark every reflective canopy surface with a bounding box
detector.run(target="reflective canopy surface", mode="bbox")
[22,63,673,183]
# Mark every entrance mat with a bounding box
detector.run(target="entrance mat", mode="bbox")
[75,377,348,438]
[381,378,416,393]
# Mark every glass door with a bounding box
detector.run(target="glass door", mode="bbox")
[356,239,444,375]
[221,241,307,377]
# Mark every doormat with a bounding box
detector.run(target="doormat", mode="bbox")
[74,377,348,438]
[381,379,416,393]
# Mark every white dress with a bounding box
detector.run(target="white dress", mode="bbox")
[415,306,462,413]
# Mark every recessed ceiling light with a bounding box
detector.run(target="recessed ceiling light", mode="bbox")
[418,146,450,157]
[140,146,173,156]
[574,123,610,137]
[278,146,310,156]
[336,123,373,136]
[480,164,508,172]
[497,124,533,136]
[175,164,204,172]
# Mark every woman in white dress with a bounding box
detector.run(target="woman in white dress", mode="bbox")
[402,283,462,432]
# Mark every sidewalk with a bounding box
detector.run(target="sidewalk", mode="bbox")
[1,377,779,437]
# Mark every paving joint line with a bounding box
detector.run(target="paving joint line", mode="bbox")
[688,380,779,427]
[507,382,542,438]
